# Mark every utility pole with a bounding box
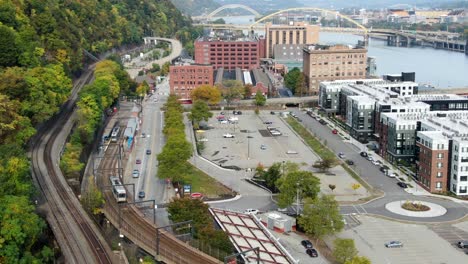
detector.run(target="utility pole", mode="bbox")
[296,182,300,215]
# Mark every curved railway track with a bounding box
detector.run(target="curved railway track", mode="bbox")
[100,137,221,264]
[30,68,114,263]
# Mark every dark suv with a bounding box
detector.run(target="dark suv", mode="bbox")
[360,151,368,157]
[301,240,313,248]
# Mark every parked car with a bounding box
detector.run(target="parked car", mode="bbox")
[306,248,318,257]
[223,133,235,138]
[301,240,313,249]
[132,169,140,178]
[199,138,208,142]
[367,156,374,162]
[286,150,298,154]
[244,208,259,215]
[360,151,368,157]
[380,165,389,173]
[270,111,276,115]
[264,121,273,124]
[260,144,267,150]
[216,115,225,120]
[220,111,225,115]
[346,160,354,165]
[397,182,408,188]
[233,110,242,115]
[220,120,228,124]
[332,129,338,134]
[138,191,145,199]
[457,240,468,248]
[387,172,398,178]
[146,149,151,155]
[136,159,141,164]
[338,152,346,159]
[319,119,327,125]
[271,131,282,136]
[141,132,146,138]
[385,241,403,248]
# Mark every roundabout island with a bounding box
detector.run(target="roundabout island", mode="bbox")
[385,200,448,218]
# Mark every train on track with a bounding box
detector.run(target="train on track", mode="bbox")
[109,176,127,203]
[110,124,120,142]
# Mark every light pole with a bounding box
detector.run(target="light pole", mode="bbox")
[247,135,251,160]
[296,182,300,215]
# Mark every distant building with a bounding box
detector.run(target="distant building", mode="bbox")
[366,56,377,77]
[265,22,319,59]
[214,68,272,97]
[194,35,264,70]
[169,64,214,99]
[303,44,367,94]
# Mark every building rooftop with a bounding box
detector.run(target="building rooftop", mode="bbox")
[305,44,365,51]
[210,208,295,264]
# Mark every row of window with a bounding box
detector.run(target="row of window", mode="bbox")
[209,48,257,52]
[310,72,365,78]
[209,53,258,57]
[452,184,468,193]
[171,69,211,74]
[173,81,210,85]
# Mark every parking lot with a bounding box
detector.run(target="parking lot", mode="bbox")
[338,215,468,264]
[199,110,320,169]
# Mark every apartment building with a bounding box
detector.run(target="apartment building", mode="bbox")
[265,22,319,59]
[194,36,265,70]
[416,112,468,195]
[169,64,214,99]
[303,44,367,94]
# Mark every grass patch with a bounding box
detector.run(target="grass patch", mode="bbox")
[286,117,336,161]
[184,162,235,199]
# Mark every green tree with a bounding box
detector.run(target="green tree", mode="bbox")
[191,85,222,105]
[81,175,104,215]
[298,195,344,238]
[333,238,358,264]
[254,90,266,106]
[220,80,244,105]
[344,256,372,264]
[161,62,170,76]
[276,170,320,208]
[0,195,46,262]
[0,24,20,67]
[0,144,32,197]
[312,157,335,172]
[157,135,193,182]
[189,100,213,129]
[295,73,306,96]
[260,163,282,192]
[244,84,253,99]
[136,81,150,96]
[284,67,301,94]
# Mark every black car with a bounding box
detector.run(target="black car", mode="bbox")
[380,165,390,173]
[301,240,313,249]
[146,149,151,155]
[346,160,354,165]
[138,191,145,198]
[360,151,368,157]
[306,248,318,257]
[319,119,327,125]
[233,110,242,115]
[397,182,408,188]
[270,111,276,115]
[264,121,273,124]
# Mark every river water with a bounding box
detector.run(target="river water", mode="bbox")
[210,15,468,89]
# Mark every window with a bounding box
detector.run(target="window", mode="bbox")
[460,186,467,194]
[436,182,442,189]
[437,172,443,178]
[437,162,443,169]
[438,153,444,159]
[461,176,468,182]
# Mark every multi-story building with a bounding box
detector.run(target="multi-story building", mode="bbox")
[265,22,319,59]
[169,64,214,99]
[194,36,265,70]
[303,45,368,94]
[415,112,468,195]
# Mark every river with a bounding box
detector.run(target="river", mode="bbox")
[210,15,468,89]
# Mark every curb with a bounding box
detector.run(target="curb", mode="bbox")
[205,194,242,204]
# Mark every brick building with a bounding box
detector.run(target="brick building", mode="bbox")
[169,64,214,99]
[194,36,265,70]
[265,22,319,59]
[303,45,367,94]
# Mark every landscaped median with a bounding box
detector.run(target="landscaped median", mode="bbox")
[285,116,380,199]
[184,162,235,199]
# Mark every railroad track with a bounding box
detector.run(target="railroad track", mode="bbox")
[99,134,221,264]
[30,67,114,263]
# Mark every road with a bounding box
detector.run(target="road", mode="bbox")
[125,38,183,79]
[294,110,468,222]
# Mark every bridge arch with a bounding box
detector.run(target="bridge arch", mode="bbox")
[206,4,261,19]
[250,7,368,34]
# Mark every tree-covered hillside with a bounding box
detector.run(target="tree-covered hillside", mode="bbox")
[0,0,191,262]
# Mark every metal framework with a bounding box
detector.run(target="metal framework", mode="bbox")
[156,220,194,256]
[206,4,261,19]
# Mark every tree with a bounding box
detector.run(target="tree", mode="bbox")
[329,184,336,192]
[220,80,244,105]
[333,238,358,264]
[0,24,20,67]
[284,67,301,94]
[167,198,212,229]
[260,163,282,192]
[344,256,372,264]
[351,183,361,193]
[298,195,344,238]
[312,157,335,172]
[244,84,253,99]
[191,85,222,105]
[295,73,306,96]
[161,62,170,76]
[136,81,150,96]
[189,100,213,129]
[81,175,104,215]
[254,90,266,106]
[276,170,320,208]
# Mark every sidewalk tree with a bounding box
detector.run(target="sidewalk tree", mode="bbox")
[276,170,320,208]
[344,256,372,264]
[189,100,213,129]
[312,157,335,172]
[333,238,358,264]
[298,195,344,238]
[191,85,222,105]
[254,90,266,106]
